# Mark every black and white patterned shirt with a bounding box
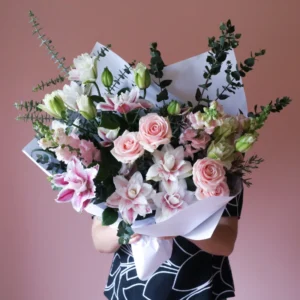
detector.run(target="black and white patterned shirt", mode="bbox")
[104,190,244,300]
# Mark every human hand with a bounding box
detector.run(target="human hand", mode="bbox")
[129,233,142,244]
[159,236,176,240]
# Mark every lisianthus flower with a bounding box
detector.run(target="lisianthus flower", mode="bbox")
[106,172,154,224]
[52,157,98,212]
[146,145,193,193]
[68,53,97,83]
[97,87,152,114]
[153,180,195,222]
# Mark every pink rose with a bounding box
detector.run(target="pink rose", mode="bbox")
[195,181,230,200]
[192,157,226,191]
[138,113,172,152]
[111,130,144,164]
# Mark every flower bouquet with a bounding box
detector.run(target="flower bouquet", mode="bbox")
[16,12,291,280]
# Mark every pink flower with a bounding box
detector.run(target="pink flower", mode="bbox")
[146,145,193,193]
[153,180,195,222]
[97,87,152,114]
[52,157,98,212]
[138,113,172,152]
[79,139,101,166]
[106,172,154,224]
[192,157,226,191]
[195,181,230,200]
[180,128,211,150]
[187,112,222,135]
[111,130,144,164]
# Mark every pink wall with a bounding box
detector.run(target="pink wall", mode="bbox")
[1,0,299,299]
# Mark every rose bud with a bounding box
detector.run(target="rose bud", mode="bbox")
[134,62,151,89]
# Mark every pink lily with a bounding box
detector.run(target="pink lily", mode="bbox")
[153,180,195,222]
[106,172,154,224]
[52,157,98,212]
[146,145,193,193]
[97,87,152,114]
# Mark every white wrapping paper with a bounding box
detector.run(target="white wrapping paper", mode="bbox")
[85,192,240,281]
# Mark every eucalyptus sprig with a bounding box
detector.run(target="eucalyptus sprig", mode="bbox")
[109,61,136,93]
[149,42,172,103]
[32,74,65,92]
[29,11,70,75]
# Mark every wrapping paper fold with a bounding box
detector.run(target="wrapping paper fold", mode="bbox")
[85,193,239,280]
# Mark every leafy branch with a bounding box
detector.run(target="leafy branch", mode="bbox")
[248,97,292,130]
[29,10,70,75]
[32,74,65,92]
[109,61,136,93]
[149,42,172,103]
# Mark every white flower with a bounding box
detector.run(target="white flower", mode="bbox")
[146,145,193,193]
[38,90,66,119]
[68,53,97,83]
[76,95,97,120]
[61,82,85,111]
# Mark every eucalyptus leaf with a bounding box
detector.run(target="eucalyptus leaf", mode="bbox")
[102,207,118,226]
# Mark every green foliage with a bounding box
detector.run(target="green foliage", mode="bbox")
[117,221,134,244]
[32,74,65,92]
[248,97,292,130]
[149,43,172,103]
[102,207,118,226]
[94,147,121,182]
[28,11,70,75]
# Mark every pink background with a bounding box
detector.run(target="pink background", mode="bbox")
[1,0,299,299]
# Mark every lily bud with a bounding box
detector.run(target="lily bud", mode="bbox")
[134,62,151,89]
[76,95,97,120]
[167,100,181,115]
[38,91,66,119]
[235,132,258,153]
[101,67,113,88]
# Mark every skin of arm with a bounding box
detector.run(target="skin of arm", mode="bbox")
[188,216,239,256]
[91,217,141,253]
[92,216,238,256]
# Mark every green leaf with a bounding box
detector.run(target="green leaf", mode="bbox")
[195,87,201,101]
[100,112,120,129]
[156,89,169,102]
[220,23,227,31]
[94,147,121,182]
[90,95,105,103]
[160,80,172,89]
[227,25,235,34]
[216,52,227,62]
[235,33,242,39]
[244,57,255,67]
[220,36,225,48]
[231,71,241,81]
[117,221,134,244]
[206,55,215,64]
[117,87,130,95]
[199,82,212,90]
[218,94,229,100]
[239,70,246,77]
[210,64,221,75]
[102,207,118,226]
